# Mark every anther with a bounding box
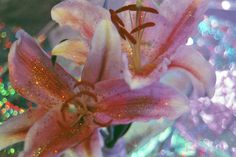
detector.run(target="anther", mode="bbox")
[76,91,98,102]
[71,115,85,127]
[115,4,159,14]
[130,22,156,34]
[119,27,137,44]
[74,80,95,89]
[112,21,126,40]
[109,9,125,27]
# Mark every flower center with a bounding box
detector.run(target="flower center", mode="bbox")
[110,2,158,74]
[60,81,112,128]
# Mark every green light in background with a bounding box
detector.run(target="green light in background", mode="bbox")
[198,20,211,35]
[9,148,15,154]
[9,88,15,95]
[1,32,7,38]
[0,83,4,89]
[1,89,7,96]
[171,131,196,156]
[5,112,10,118]
[158,127,172,142]
[2,98,7,103]
[130,127,172,157]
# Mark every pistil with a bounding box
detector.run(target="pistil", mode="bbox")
[133,1,142,71]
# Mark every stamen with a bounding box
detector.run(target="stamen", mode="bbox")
[116,4,159,14]
[60,89,97,122]
[116,4,137,13]
[131,22,155,34]
[71,115,85,127]
[74,80,95,89]
[76,91,98,102]
[133,7,142,71]
[110,3,159,74]
[139,12,147,40]
[129,11,134,29]
[119,27,137,44]
[139,6,159,14]
[112,22,126,40]
[136,63,156,76]
[109,9,125,27]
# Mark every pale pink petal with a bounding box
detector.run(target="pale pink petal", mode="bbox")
[8,30,78,107]
[122,0,209,70]
[19,106,97,157]
[51,0,110,41]
[87,0,105,6]
[0,108,46,150]
[160,68,193,97]
[153,0,209,60]
[169,45,216,97]
[82,20,123,83]
[73,129,103,157]
[122,52,170,89]
[120,0,209,90]
[52,39,88,65]
[94,79,189,124]
[162,67,206,99]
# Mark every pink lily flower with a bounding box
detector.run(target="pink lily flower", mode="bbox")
[49,0,216,155]
[0,20,188,157]
[0,0,216,156]
[51,0,215,98]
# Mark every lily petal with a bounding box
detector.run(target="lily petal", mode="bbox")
[163,67,206,99]
[51,0,110,41]
[19,106,97,157]
[8,30,78,107]
[121,0,207,65]
[82,20,123,83]
[170,45,216,97]
[87,0,105,6]
[61,149,79,157]
[160,68,193,97]
[95,79,189,124]
[73,129,103,157]
[153,0,209,60]
[121,0,210,90]
[0,108,46,150]
[52,39,88,65]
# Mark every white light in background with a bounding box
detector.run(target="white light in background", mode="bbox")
[186,37,194,46]
[221,0,231,10]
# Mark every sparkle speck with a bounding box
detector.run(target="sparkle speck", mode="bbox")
[221,1,231,10]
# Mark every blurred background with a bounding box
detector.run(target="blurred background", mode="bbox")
[0,0,236,156]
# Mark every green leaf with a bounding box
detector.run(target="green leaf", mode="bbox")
[51,55,57,66]
[104,123,132,148]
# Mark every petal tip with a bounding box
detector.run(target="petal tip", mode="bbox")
[15,29,25,39]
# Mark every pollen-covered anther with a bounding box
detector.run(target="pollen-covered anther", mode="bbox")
[74,80,95,90]
[115,4,159,14]
[130,22,156,34]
